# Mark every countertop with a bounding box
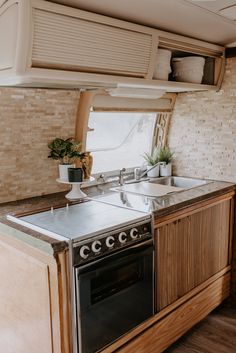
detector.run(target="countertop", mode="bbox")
[97,180,235,217]
[0,178,235,254]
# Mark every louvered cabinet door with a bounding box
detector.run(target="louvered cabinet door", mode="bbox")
[155,198,232,311]
[31,7,153,78]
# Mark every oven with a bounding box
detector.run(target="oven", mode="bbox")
[73,220,154,353]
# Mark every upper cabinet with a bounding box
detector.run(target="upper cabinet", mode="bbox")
[31,5,154,78]
[0,0,225,92]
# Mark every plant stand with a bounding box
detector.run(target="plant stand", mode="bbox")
[56,177,94,200]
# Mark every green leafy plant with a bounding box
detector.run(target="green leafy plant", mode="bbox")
[143,147,159,166]
[48,137,85,165]
[158,146,174,165]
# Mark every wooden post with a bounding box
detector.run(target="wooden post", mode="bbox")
[75,90,97,148]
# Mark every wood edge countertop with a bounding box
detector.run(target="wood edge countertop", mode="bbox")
[0,180,235,255]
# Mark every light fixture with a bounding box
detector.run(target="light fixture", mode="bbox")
[107,87,166,99]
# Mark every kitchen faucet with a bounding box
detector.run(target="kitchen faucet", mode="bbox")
[119,162,166,186]
[136,162,166,181]
[119,168,126,185]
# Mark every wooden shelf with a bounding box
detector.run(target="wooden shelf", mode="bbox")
[1,70,219,93]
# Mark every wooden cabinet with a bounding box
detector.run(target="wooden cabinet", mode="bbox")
[155,197,233,312]
[0,0,225,91]
[155,198,232,311]
[0,231,71,353]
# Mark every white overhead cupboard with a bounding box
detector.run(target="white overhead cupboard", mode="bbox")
[0,0,225,92]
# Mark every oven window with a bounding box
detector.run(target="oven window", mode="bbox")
[76,247,153,353]
[91,260,142,304]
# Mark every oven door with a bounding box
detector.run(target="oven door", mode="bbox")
[75,239,154,353]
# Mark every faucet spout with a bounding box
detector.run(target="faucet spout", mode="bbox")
[138,162,166,180]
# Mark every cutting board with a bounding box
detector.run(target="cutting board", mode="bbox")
[113,182,184,197]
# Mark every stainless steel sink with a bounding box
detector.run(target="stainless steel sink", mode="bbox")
[148,176,210,189]
[110,177,211,198]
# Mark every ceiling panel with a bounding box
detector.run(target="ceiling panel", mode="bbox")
[186,0,236,13]
[49,0,236,45]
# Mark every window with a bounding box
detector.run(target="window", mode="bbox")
[86,112,157,175]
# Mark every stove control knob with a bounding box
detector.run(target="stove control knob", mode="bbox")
[80,245,90,259]
[119,232,127,244]
[106,236,115,248]
[130,228,139,239]
[91,240,102,253]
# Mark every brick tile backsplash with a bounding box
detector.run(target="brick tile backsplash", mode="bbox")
[0,58,235,203]
[0,88,80,203]
[168,57,236,183]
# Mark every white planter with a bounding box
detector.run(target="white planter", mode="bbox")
[160,163,172,177]
[147,165,159,178]
[58,164,75,181]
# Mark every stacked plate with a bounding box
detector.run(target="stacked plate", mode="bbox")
[172,56,205,84]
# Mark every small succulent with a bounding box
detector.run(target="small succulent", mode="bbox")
[48,137,85,164]
[143,147,159,166]
[158,146,174,165]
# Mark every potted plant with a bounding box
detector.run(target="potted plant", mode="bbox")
[143,147,160,178]
[158,146,174,177]
[48,137,85,181]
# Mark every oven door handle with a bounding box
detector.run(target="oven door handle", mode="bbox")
[76,238,153,273]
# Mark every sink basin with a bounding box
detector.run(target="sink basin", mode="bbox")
[148,176,210,189]
[111,177,210,198]
[111,182,184,197]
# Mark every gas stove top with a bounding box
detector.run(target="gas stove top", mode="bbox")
[7,200,150,243]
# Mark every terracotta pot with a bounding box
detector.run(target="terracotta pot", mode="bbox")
[81,152,93,179]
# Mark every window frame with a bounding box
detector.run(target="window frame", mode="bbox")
[75,91,175,181]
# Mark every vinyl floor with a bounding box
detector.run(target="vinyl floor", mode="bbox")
[165,304,236,353]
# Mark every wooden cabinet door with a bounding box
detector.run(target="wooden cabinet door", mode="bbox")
[155,198,232,311]
[0,233,63,353]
